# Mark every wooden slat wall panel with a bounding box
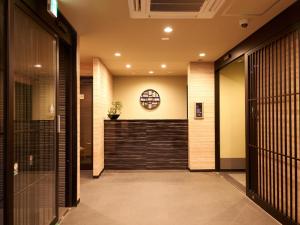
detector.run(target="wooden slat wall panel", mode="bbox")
[104,120,188,170]
[58,42,68,207]
[248,29,300,224]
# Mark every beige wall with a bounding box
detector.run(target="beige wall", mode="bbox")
[188,62,215,170]
[220,61,245,159]
[93,58,113,176]
[113,76,187,119]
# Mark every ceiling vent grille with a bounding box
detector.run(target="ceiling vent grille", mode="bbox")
[128,0,225,19]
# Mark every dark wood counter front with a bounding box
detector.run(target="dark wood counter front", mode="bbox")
[104,120,188,170]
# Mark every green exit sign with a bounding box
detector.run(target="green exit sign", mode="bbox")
[48,0,58,18]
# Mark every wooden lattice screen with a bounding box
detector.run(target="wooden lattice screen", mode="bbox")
[247,29,300,224]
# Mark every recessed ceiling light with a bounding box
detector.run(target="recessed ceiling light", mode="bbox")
[199,53,206,57]
[114,52,121,57]
[161,64,167,69]
[126,64,132,69]
[34,64,42,68]
[161,37,170,41]
[164,26,173,33]
[149,70,154,74]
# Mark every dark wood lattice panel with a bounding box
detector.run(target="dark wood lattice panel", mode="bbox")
[140,89,160,110]
[247,29,300,224]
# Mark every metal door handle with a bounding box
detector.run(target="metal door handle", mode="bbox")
[57,115,61,133]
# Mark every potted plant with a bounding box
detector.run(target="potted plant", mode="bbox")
[108,101,122,120]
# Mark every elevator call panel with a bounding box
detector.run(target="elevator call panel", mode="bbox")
[195,102,204,119]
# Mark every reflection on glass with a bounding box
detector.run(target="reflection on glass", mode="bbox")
[13,7,57,225]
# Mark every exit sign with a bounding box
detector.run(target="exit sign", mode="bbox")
[48,0,58,18]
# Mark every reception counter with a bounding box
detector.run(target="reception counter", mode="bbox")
[104,120,188,169]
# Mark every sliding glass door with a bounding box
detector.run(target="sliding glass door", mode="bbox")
[13,7,57,225]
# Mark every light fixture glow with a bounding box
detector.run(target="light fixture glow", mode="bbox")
[164,26,173,33]
[126,64,132,69]
[149,70,154,74]
[114,52,121,57]
[161,37,170,41]
[199,53,206,57]
[161,64,167,69]
[34,64,42,68]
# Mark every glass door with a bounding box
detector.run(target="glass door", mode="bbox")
[13,7,57,225]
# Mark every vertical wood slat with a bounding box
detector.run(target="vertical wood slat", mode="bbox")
[284,35,288,217]
[293,31,298,223]
[248,29,300,224]
[272,41,276,208]
[0,0,4,223]
[280,36,284,215]
[262,47,265,201]
[257,49,262,197]
[288,34,293,220]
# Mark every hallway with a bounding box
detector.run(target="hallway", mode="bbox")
[61,171,278,225]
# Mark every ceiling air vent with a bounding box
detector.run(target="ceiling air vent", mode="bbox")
[128,0,225,19]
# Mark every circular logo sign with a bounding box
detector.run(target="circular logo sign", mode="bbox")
[140,89,160,110]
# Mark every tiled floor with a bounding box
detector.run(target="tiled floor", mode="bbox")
[60,171,279,225]
[227,173,246,186]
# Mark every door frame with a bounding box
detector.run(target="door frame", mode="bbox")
[80,76,93,171]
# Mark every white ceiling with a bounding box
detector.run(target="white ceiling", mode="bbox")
[59,0,295,76]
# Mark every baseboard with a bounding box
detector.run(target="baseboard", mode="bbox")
[188,168,216,172]
[93,169,104,179]
[220,158,245,170]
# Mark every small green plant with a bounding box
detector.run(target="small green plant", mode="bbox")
[108,101,122,115]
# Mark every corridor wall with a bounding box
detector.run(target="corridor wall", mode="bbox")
[188,62,215,170]
[92,58,113,177]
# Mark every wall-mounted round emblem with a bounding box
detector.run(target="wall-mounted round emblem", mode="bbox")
[140,89,160,110]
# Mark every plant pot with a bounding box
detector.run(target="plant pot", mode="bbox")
[108,114,120,120]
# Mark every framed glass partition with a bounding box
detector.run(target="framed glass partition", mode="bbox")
[13,6,57,225]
